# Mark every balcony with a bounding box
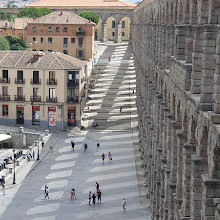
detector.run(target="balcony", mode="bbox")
[68,80,79,87]
[30,96,41,102]
[46,97,57,103]
[15,78,25,84]
[0,94,10,101]
[67,96,79,103]
[14,95,25,101]
[0,78,10,83]
[47,79,57,85]
[76,31,86,36]
[30,79,41,85]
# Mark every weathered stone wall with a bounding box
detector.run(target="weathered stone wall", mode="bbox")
[132,0,220,219]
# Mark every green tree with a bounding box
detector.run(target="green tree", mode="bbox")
[0,36,10,50]
[5,36,29,50]
[79,11,99,25]
[0,11,13,20]
[17,7,52,18]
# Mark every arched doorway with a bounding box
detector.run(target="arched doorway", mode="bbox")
[106,16,116,41]
[120,16,131,41]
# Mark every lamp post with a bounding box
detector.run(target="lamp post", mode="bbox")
[13,149,16,184]
[37,132,40,160]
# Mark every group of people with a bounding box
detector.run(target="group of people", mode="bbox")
[89,182,102,205]
[27,150,35,161]
[101,151,112,164]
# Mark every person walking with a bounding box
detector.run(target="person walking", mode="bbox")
[92,193,96,205]
[41,141,44,150]
[50,143,53,152]
[71,139,75,151]
[96,182,100,194]
[32,150,35,160]
[84,143,88,153]
[97,190,102,204]
[89,191,92,205]
[102,153,105,164]
[108,152,112,162]
[97,142,100,151]
[108,57,111,62]
[45,186,49,199]
[2,183,5,195]
[122,198,126,210]
[120,106,122,112]
[44,184,47,195]
[70,188,76,199]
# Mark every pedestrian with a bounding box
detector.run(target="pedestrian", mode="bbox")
[108,151,112,161]
[96,182,99,193]
[89,191,92,205]
[32,150,35,160]
[2,183,5,195]
[44,184,47,195]
[108,57,111,62]
[97,189,102,204]
[132,90,135,95]
[70,188,76,199]
[84,143,88,153]
[92,193,96,205]
[97,142,100,151]
[71,139,75,151]
[50,143,53,152]
[122,198,126,210]
[120,106,122,112]
[41,141,44,150]
[102,153,105,164]
[45,186,49,199]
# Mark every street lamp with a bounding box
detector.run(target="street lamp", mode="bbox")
[37,132,40,160]
[13,149,16,184]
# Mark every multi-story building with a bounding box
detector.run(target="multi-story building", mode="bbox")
[24,11,95,61]
[0,50,92,130]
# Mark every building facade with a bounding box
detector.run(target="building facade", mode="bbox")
[0,51,92,131]
[132,0,220,219]
[24,11,95,61]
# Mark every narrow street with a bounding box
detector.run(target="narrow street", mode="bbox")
[0,42,151,220]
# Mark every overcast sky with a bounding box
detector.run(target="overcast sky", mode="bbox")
[126,0,142,4]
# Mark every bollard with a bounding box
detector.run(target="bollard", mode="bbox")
[16,160,20,166]
[1,175,5,183]
[9,167,13,173]
[4,158,9,165]
[23,153,26,159]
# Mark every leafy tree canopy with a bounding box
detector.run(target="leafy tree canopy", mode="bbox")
[79,11,99,25]
[5,35,29,50]
[17,7,52,18]
[0,36,10,50]
[0,11,13,20]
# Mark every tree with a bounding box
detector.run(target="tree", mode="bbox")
[5,36,29,50]
[79,11,99,25]
[0,11,13,20]
[0,36,10,50]
[17,7,52,18]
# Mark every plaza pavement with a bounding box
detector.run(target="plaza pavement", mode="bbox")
[0,42,151,220]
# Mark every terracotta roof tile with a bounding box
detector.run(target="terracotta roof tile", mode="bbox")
[13,18,33,29]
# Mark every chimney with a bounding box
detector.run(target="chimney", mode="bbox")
[89,18,91,23]
[59,11,63,16]
[31,52,44,63]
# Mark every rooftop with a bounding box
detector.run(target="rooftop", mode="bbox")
[0,51,87,69]
[28,11,95,25]
[28,0,136,8]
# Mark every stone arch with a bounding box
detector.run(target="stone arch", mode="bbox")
[172,93,176,117]
[208,0,220,24]
[182,112,188,141]
[190,117,197,143]
[176,100,181,123]
[95,17,102,40]
[106,16,116,41]
[198,127,209,158]
[211,144,220,178]
[119,16,130,41]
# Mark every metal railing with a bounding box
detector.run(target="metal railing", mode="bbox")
[0,78,10,83]
[46,97,57,103]
[46,79,57,85]
[30,96,41,102]
[30,79,41,85]
[14,78,25,84]
[14,95,25,101]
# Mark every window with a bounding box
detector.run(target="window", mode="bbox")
[56,27,60,32]
[48,37,52,44]
[122,21,125,28]
[49,71,55,80]
[78,50,83,59]
[63,38,68,47]
[48,27,52,32]
[63,27,68,32]
[2,70,8,80]
[2,105,8,116]
[33,71,39,84]
[17,70,23,82]
[32,27,36,32]
[112,21,115,28]
[33,88,39,98]
[112,32,115,36]
[2,86,8,96]
[49,88,55,98]
[78,38,83,47]
[33,37,36,43]
[40,37,43,43]
[71,38,75,43]
[122,32,125,37]
[63,50,68,55]
[48,50,52,52]
[17,87,23,97]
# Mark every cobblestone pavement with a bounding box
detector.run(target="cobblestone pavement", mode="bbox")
[0,42,151,220]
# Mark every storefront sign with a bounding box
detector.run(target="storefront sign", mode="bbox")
[48,107,56,127]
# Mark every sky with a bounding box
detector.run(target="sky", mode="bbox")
[125,0,142,4]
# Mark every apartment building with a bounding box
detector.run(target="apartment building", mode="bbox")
[24,11,95,61]
[0,50,92,130]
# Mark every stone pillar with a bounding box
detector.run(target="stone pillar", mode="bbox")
[175,25,187,61]
[200,25,218,111]
[114,22,122,43]
[191,26,204,94]
[185,25,194,63]
[161,24,167,68]
[190,155,208,220]
[165,25,171,68]
[181,143,196,218]
[170,25,175,57]
[101,22,107,42]
[214,31,220,114]
[129,22,133,42]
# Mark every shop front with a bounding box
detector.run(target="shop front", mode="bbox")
[16,105,24,124]
[68,107,76,126]
[32,106,40,125]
